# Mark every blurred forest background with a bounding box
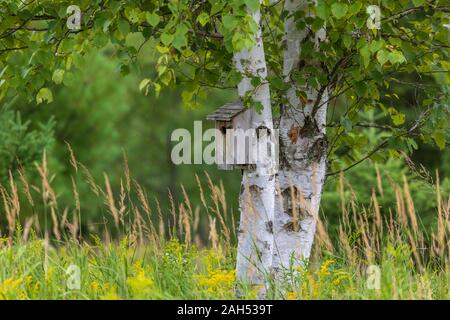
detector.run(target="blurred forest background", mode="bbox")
[1,37,448,240]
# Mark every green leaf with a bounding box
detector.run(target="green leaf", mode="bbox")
[222,15,238,30]
[377,50,389,66]
[388,50,406,65]
[360,43,370,69]
[117,18,130,35]
[341,117,353,133]
[250,76,261,87]
[354,81,367,96]
[369,40,385,53]
[406,138,418,152]
[311,18,324,32]
[268,76,288,90]
[316,1,331,20]
[253,101,263,113]
[389,108,405,126]
[232,32,246,51]
[244,0,260,12]
[146,12,160,27]
[173,33,187,50]
[412,0,425,6]
[196,12,209,27]
[36,88,53,104]
[211,2,225,16]
[139,78,151,93]
[342,34,352,48]
[388,148,401,159]
[161,32,174,46]
[62,72,76,87]
[331,3,348,19]
[93,32,108,48]
[348,2,362,16]
[52,69,65,85]
[434,131,446,150]
[176,23,189,35]
[154,82,161,98]
[125,8,142,24]
[181,90,193,103]
[173,24,189,50]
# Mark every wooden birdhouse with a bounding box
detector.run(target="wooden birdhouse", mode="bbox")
[207,101,256,171]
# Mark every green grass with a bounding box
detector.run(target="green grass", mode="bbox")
[0,236,449,300]
[0,156,449,300]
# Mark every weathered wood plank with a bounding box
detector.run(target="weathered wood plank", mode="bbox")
[206,101,244,121]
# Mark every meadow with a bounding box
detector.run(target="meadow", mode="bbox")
[0,152,449,300]
[0,0,448,303]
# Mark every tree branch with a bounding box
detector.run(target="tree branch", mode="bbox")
[383,4,450,23]
[0,46,28,54]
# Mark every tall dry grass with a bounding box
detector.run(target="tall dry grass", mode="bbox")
[314,169,449,272]
[0,148,448,299]
[0,150,235,253]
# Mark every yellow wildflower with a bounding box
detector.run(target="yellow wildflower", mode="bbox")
[0,277,23,299]
[247,285,264,299]
[197,269,236,293]
[332,273,350,287]
[90,281,101,291]
[287,291,298,300]
[101,286,121,300]
[127,265,154,298]
[33,282,40,293]
[293,266,306,274]
[45,267,55,282]
[302,274,319,299]
[318,259,335,277]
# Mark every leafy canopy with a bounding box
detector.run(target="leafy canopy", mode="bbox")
[0,0,448,172]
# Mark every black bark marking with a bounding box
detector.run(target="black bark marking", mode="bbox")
[309,137,328,162]
[249,185,263,194]
[283,221,302,232]
[266,220,273,234]
[299,116,318,138]
[281,187,311,232]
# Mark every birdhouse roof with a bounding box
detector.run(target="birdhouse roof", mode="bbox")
[207,101,245,121]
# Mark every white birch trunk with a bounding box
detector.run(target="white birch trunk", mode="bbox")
[234,6,275,290]
[272,0,328,274]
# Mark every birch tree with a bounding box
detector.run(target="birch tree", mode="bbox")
[1,0,448,295]
[232,1,275,289]
[273,0,329,275]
